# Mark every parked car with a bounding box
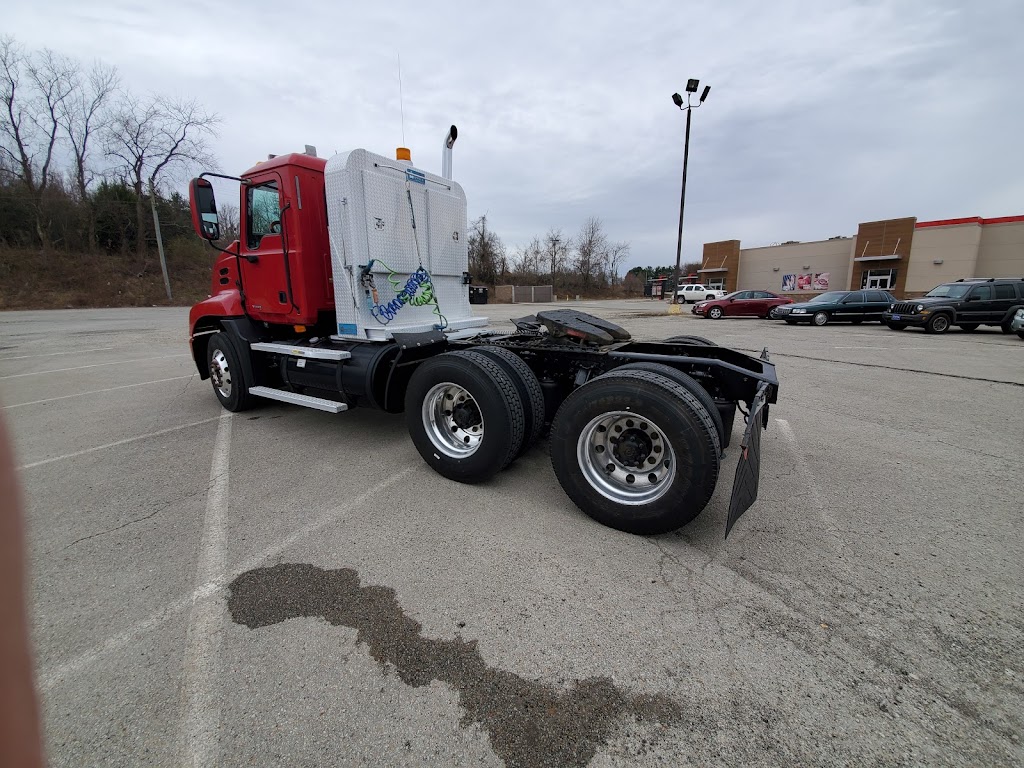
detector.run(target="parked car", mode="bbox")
[774,290,896,326]
[883,278,1024,334]
[693,290,794,319]
[676,283,727,303]
[1009,307,1024,339]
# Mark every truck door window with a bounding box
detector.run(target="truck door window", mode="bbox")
[994,284,1014,300]
[247,182,280,249]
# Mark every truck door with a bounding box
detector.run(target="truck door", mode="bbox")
[240,180,291,320]
[963,284,995,322]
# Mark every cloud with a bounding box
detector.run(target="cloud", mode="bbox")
[6,0,1023,271]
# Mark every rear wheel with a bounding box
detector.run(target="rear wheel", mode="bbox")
[466,346,545,453]
[812,311,830,326]
[1018,331,1024,340]
[207,333,256,412]
[925,314,951,334]
[1001,322,1014,334]
[665,335,716,346]
[958,323,979,332]
[550,369,720,535]
[612,362,726,449]
[707,306,723,320]
[886,322,907,330]
[767,306,784,319]
[405,351,525,483]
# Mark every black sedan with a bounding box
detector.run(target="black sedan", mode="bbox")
[774,290,896,326]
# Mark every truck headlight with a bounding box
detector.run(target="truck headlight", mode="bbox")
[889,304,894,310]
[917,304,924,311]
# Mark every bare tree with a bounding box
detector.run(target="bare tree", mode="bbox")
[59,60,118,248]
[0,37,76,245]
[217,202,240,242]
[606,241,630,286]
[574,217,607,291]
[105,93,219,263]
[544,229,571,293]
[468,215,505,286]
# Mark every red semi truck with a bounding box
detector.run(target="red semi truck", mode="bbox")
[186,127,778,536]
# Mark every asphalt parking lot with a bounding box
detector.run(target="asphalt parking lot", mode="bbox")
[2,300,1022,767]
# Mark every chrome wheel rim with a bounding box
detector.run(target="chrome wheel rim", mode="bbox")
[576,411,676,505]
[709,308,722,319]
[422,382,483,458]
[210,349,232,398]
[769,307,780,319]
[813,312,828,326]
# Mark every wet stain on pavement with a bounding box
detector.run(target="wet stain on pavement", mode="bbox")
[228,563,682,768]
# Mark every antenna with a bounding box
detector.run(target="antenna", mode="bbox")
[398,53,406,146]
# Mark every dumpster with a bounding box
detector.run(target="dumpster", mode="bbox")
[469,285,489,305]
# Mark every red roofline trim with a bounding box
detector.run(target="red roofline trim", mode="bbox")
[915,215,1024,229]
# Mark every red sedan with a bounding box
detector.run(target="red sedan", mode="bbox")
[692,290,793,319]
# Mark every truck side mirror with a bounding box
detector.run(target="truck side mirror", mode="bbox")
[189,177,219,241]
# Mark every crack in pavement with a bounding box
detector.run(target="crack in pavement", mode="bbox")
[228,563,684,768]
[733,347,1024,388]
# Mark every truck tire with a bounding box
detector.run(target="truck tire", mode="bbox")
[465,346,545,453]
[611,362,726,449]
[405,351,525,483]
[1001,321,1014,334]
[812,311,830,326]
[665,335,716,346]
[925,313,951,334]
[550,369,721,535]
[207,332,256,412]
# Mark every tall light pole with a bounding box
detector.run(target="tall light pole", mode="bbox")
[670,80,711,304]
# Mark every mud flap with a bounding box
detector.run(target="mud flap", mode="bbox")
[725,382,770,538]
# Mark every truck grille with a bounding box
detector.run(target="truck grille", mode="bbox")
[892,302,919,314]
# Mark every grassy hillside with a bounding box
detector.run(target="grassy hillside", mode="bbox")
[0,237,217,310]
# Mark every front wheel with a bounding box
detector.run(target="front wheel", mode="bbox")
[207,332,256,412]
[925,314,951,334]
[812,311,830,326]
[550,369,721,535]
[708,306,723,320]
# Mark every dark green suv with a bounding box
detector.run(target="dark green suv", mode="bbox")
[883,278,1024,334]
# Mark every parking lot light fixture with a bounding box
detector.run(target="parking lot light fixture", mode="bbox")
[670,81,711,304]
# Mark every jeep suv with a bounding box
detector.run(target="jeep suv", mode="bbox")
[883,278,1024,334]
[677,283,727,303]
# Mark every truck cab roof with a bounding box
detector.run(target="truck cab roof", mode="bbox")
[242,152,327,178]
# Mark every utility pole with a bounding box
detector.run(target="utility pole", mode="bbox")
[149,178,172,301]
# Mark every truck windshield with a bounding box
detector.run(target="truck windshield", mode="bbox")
[925,284,970,298]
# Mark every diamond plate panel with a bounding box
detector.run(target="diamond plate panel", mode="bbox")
[324,148,484,339]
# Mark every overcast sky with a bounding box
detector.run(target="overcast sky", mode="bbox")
[8,0,1024,270]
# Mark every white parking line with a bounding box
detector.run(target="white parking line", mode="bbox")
[37,464,419,691]
[3,376,193,409]
[0,354,187,380]
[774,418,837,534]
[180,413,232,767]
[0,346,115,360]
[17,416,222,470]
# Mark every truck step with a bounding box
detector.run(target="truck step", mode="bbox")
[248,386,348,413]
[250,342,352,361]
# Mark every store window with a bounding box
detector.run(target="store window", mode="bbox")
[706,277,725,290]
[861,268,897,290]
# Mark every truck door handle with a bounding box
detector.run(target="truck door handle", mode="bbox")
[243,254,259,264]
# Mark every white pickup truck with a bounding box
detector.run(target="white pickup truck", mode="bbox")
[676,284,728,303]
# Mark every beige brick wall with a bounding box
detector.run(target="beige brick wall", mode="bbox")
[977,220,1024,278]
[738,239,854,294]
[905,224,982,293]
